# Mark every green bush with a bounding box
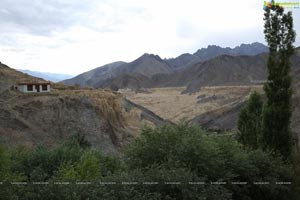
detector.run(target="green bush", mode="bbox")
[0,126,296,200]
[125,124,293,200]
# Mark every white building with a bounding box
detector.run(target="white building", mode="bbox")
[17,81,51,93]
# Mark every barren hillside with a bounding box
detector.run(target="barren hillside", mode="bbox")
[0,62,170,153]
[0,88,170,153]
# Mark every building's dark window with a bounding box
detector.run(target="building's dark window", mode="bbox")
[27,85,33,91]
[42,84,48,91]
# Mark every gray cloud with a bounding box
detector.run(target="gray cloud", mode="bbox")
[0,0,97,35]
[0,0,147,37]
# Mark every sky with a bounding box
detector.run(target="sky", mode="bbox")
[0,0,299,75]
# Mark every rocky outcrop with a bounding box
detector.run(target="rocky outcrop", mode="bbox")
[0,89,169,154]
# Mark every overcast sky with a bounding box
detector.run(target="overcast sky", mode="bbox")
[0,0,299,75]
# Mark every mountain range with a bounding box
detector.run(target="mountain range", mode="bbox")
[62,42,270,90]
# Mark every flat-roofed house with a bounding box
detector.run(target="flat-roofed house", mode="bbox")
[17,81,51,93]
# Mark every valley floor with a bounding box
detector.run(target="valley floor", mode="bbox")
[120,86,264,124]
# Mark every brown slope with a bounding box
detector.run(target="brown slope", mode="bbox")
[0,63,170,153]
[62,61,126,87]
[0,89,170,153]
[94,54,173,89]
[164,53,200,71]
[0,62,47,93]
[181,54,268,93]
[121,53,173,77]
[99,73,151,90]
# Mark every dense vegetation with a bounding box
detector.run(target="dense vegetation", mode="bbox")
[0,124,297,200]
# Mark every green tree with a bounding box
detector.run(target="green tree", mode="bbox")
[262,0,296,159]
[237,91,263,149]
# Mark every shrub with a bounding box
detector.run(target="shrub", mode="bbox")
[125,124,293,200]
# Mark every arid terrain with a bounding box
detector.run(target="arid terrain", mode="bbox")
[120,86,264,125]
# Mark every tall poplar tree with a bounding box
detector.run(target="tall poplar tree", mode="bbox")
[262,0,296,159]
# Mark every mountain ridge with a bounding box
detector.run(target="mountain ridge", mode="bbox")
[63,54,173,88]
[165,42,269,70]
[62,42,269,89]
